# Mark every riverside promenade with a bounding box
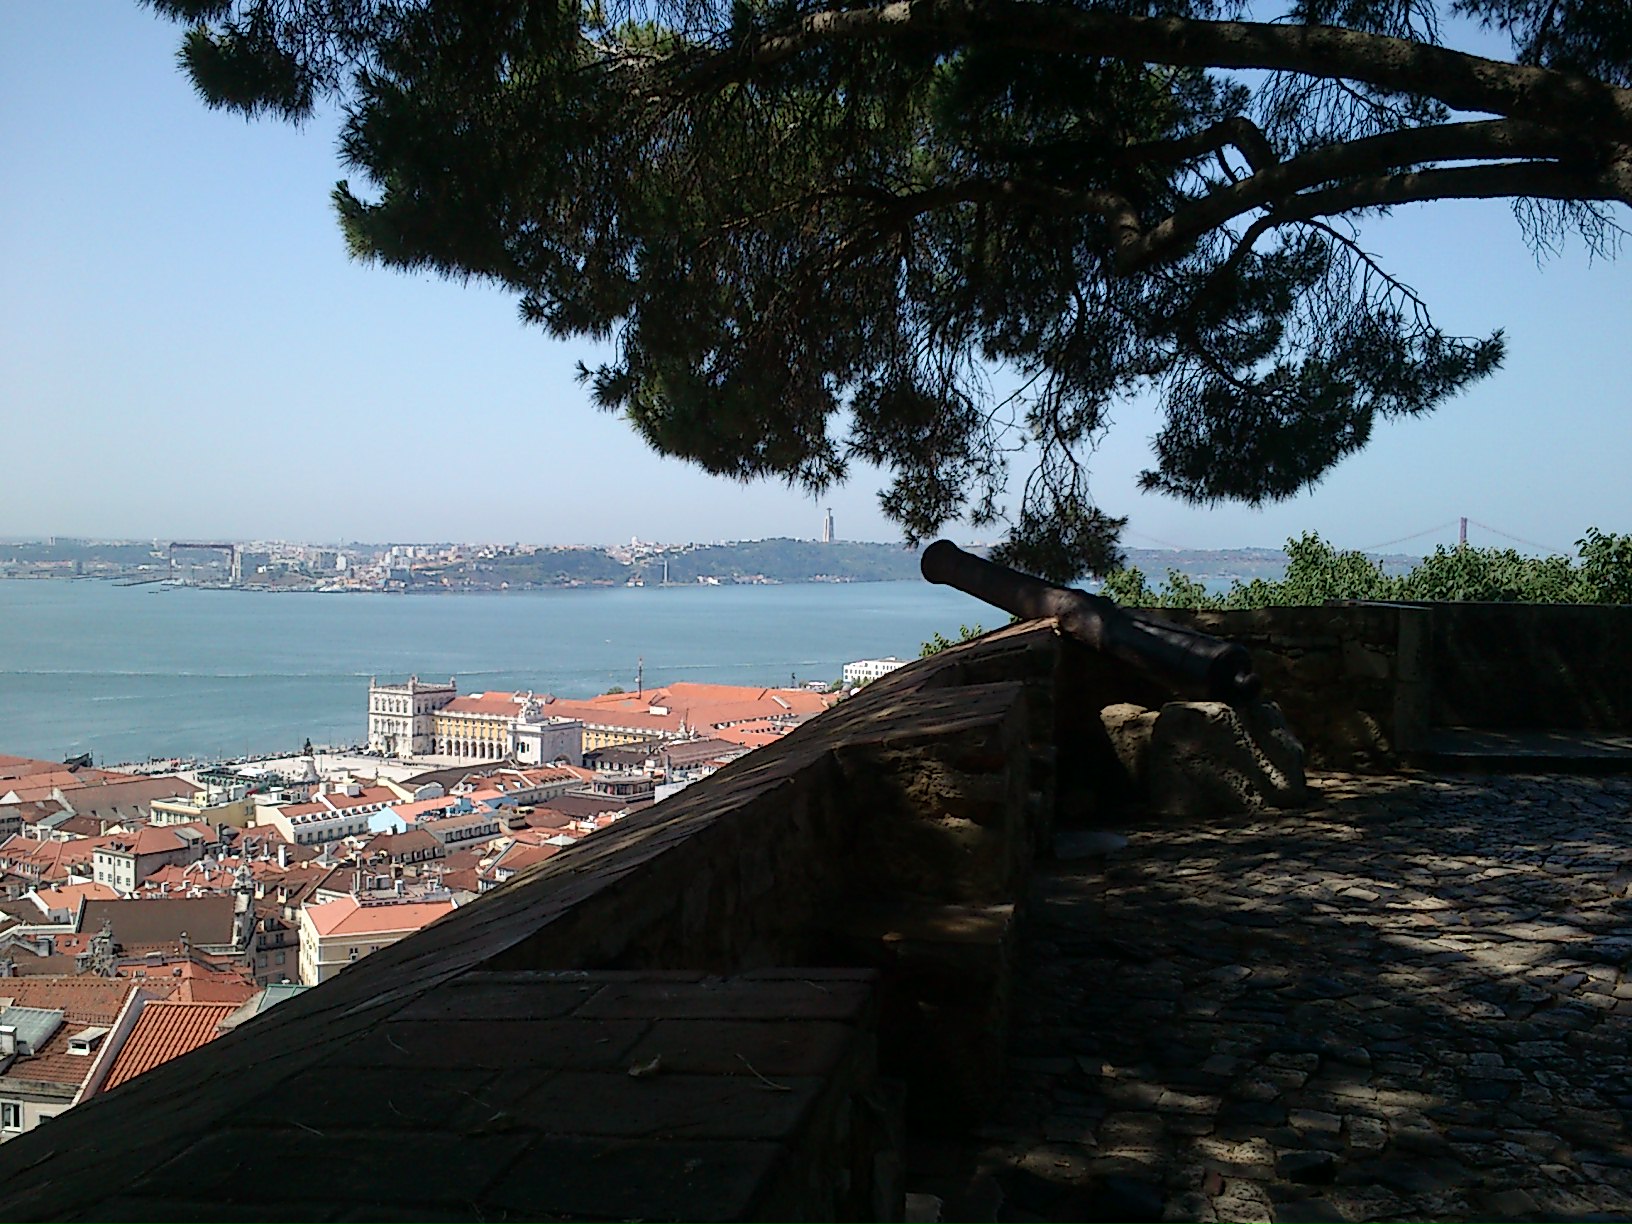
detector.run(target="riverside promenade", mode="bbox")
[911,770,1632,1222]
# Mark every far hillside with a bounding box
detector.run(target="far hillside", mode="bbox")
[640,539,921,584]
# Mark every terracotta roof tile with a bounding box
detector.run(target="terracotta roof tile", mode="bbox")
[493,842,560,874]
[0,976,145,1086]
[304,896,456,937]
[275,786,399,819]
[100,1001,239,1092]
[438,692,524,716]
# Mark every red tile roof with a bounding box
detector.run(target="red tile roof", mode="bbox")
[712,721,797,748]
[361,828,443,858]
[493,842,560,874]
[536,681,833,739]
[439,868,482,893]
[0,756,131,786]
[99,1000,239,1092]
[303,896,456,938]
[0,836,91,884]
[0,976,145,1086]
[275,786,399,819]
[389,794,463,823]
[63,776,201,817]
[439,692,524,717]
[97,826,188,857]
[31,881,119,911]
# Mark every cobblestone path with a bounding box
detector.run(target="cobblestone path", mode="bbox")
[911,771,1632,1222]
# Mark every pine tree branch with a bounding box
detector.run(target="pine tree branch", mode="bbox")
[1268,159,1632,224]
[1118,118,1611,269]
[731,1,1632,143]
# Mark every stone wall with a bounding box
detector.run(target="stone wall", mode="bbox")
[1136,601,1632,766]
[1427,602,1632,731]
[1135,604,1429,771]
[391,621,1067,1130]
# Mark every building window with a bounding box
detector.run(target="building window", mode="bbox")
[1,1102,21,1131]
[276,951,286,965]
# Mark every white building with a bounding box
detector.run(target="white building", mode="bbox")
[368,676,458,757]
[91,827,205,895]
[257,784,403,847]
[843,657,908,686]
[512,697,584,766]
[298,896,457,985]
[420,811,504,850]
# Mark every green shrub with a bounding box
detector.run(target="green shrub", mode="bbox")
[1097,529,1632,608]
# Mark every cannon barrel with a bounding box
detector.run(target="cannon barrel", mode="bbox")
[920,540,1261,705]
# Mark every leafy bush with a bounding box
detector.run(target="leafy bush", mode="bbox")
[920,624,988,657]
[1098,530,1632,608]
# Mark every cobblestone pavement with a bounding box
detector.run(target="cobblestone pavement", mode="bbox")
[908,771,1632,1223]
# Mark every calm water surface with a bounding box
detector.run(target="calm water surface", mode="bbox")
[0,579,980,764]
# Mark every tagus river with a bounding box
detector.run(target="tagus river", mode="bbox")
[0,578,982,766]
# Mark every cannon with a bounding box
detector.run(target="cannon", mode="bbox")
[920,540,1261,706]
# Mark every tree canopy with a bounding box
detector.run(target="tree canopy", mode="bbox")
[147,0,1632,580]
[1102,527,1632,606]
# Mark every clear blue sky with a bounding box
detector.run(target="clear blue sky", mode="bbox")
[3,4,1628,555]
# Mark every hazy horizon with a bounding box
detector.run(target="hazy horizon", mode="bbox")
[4,5,1628,560]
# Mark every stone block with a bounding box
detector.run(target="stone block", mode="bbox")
[1101,703,1159,790]
[833,685,1032,905]
[826,901,1015,1130]
[1341,639,1394,680]
[1145,701,1307,817]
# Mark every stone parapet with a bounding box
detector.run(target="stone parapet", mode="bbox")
[1140,601,1632,768]
[0,968,898,1221]
[1137,604,1430,770]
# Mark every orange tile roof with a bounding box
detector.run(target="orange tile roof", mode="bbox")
[63,776,201,814]
[439,848,485,872]
[513,766,592,784]
[99,1000,239,1092]
[538,681,833,737]
[5,799,72,821]
[536,700,683,733]
[711,722,796,748]
[173,976,259,1006]
[32,881,119,910]
[439,692,524,716]
[98,826,188,857]
[493,842,559,873]
[137,862,236,895]
[303,896,456,938]
[1,777,85,803]
[0,836,91,883]
[0,756,132,785]
[389,794,463,823]
[0,976,145,1086]
[276,786,399,819]
[507,826,571,846]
